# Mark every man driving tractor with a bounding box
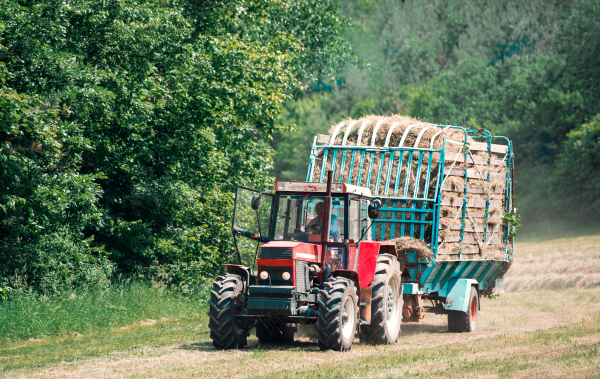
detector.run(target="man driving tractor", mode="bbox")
[306,201,341,242]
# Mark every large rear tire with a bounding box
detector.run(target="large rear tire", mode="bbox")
[448,287,478,333]
[208,274,249,349]
[359,253,403,344]
[256,321,296,344]
[315,277,358,351]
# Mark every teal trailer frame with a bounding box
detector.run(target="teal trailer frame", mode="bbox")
[306,123,514,313]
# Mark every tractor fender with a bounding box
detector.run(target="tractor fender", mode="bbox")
[221,264,251,290]
[378,242,404,271]
[331,270,360,294]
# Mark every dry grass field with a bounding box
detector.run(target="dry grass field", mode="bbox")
[1,235,600,378]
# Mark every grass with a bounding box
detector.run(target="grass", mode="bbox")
[1,234,600,378]
[0,282,206,343]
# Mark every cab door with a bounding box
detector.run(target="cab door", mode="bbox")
[232,186,274,267]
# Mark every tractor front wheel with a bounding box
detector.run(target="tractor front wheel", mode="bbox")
[359,253,403,344]
[448,286,478,333]
[208,274,249,349]
[315,277,358,351]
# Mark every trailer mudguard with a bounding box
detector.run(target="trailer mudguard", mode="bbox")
[445,279,478,312]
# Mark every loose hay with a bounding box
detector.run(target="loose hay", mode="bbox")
[391,237,434,261]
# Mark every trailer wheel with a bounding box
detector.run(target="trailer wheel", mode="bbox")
[359,254,403,344]
[208,274,249,349]
[448,286,478,333]
[315,277,358,351]
[256,321,296,344]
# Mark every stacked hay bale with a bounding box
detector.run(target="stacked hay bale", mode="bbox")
[310,115,512,263]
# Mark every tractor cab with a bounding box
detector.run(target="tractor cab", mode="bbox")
[231,180,376,276]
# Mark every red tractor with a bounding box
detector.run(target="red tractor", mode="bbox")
[208,172,404,351]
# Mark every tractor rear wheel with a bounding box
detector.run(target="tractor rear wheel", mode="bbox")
[256,321,296,344]
[359,253,403,344]
[315,277,358,351]
[208,274,249,349]
[448,287,478,333]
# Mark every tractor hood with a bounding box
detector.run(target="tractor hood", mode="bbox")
[259,241,321,263]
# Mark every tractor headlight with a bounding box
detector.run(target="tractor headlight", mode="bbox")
[282,272,291,280]
[260,271,269,280]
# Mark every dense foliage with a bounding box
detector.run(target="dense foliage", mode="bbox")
[0,0,351,295]
[272,0,600,224]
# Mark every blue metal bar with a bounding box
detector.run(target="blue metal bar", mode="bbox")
[432,262,449,289]
[455,261,474,279]
[319,148,329,183]
[347,150,357,185]
[356,150,366,187]
[420,264,435,284]
[478,262,496,282]
[438,261,459,287]
[390,200,397,239]
[393,151,405,195]
[403,152,414,197]
[312,146,444,153]
[365,152,375,190]
[375,196,435,202]
[374,152,386,196]
[330,148,339,180]
[379,207,433,213]
[423,152,433,199]
[383,152,395,195]
[338,149,348,183]
[420,203,427,240]
[400,200,406,236]
[371,219,434,225]
[307,136,317,182]
[467,261,484,279]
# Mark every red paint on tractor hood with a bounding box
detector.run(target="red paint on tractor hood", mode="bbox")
[260,241,321,263]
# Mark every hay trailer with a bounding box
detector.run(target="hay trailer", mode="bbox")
[306,120,515,332]
[208,119,515,351]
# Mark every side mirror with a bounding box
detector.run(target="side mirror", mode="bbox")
[251,194,261,210]
[368,199,381,219]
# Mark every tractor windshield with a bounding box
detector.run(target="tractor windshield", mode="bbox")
[273,195,345,243]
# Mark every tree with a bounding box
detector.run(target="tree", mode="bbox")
[0,0,352,294]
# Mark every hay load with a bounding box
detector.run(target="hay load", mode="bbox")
[309,115,512,263]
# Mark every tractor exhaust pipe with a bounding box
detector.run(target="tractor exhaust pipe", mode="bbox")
[320,170,333,271]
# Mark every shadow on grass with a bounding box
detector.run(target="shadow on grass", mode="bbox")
[181,322,448,352]
[179,338,319,352]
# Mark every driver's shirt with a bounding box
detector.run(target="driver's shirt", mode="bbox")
[307,215,341,241]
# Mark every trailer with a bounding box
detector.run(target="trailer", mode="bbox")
[208,119,515,351]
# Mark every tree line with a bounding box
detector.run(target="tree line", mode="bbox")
[0,0,351,295]
[272,0,600,226]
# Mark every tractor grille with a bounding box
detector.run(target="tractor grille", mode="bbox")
[259,247,293,260]
[295,261,309,293]
[247,285,297,316]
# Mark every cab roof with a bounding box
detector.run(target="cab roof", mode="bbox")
[274,181,372,197]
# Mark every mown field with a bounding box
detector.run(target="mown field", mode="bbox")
[1,235,600,378]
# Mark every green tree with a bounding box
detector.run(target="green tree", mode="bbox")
[0,0,352,294]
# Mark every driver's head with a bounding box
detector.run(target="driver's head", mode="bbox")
[315,202,326,217]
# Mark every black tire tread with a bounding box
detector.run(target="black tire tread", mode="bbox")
[359,254,403,344]
[207,274,248,349]
[315,277,358,351]
[448,287,478,333]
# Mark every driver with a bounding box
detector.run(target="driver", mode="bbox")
[306,202,341,241]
